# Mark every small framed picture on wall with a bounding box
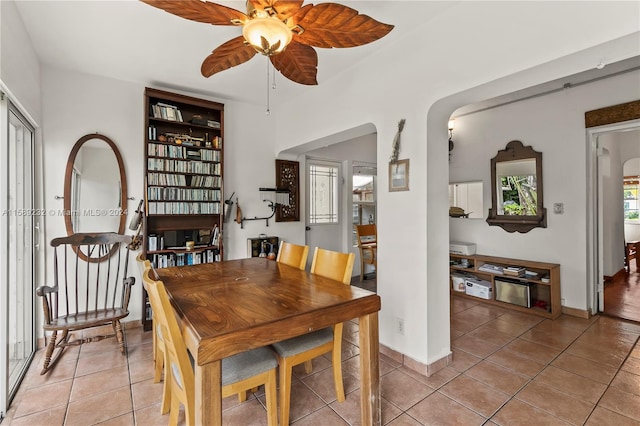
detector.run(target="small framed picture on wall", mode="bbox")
[389,159,409,192]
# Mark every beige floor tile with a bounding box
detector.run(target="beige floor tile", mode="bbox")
[486,348,546,378]
[503,338,561,365]
[491,398,571,425]
[75,349,128,377]
[126,340,154,363]
[128,356,156,384]
[598,386,640,422]
[407,391,486,425]
[131,377,165,410]
[451,334,501,358]
[97,412,135,425]
[518,323,582,350]
[465,360,530,395]
[551,352,618,384]
[622,355,640,375]
[12,379,72,419]
[481,317,537,337]
[550,315,598,331]
[286,376,329,423]
[8,405,67,426]
[134,402,171,426]
[610,369,640,396]
[449,349,482,373]
[222,398,271,425]
[23,355,77,390]
[585,406,640,426]
[386,413,424,425]
[533,366,607,403]
[65,386,132,426]
[398,365,458,389]
[516,381,594,425]
[566,340,629,369]
[380,369,434,411]
[439,374,511,417]
[292,406,348,425]
[465,304,510,319]
[301,365,359,403]
[329,389,402,426]
[70,365,130,401]
[467,325,516,347]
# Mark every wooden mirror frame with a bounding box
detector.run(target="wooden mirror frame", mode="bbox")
[64,133,128,262]
[486,140,547,233]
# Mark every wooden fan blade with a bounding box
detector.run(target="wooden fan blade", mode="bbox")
[140,0,247,25]
[201,36,258,78]
[270,41,318,85]
[248,0,304,21]
[292,3,394,48]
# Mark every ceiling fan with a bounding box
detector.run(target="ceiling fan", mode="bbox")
[141,0,394,85]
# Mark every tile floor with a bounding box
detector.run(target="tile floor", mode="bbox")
[4,296,640,425]
[604,262,640,323]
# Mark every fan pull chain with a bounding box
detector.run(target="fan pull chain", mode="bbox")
[272,63,277,90]
[266,59,271,115]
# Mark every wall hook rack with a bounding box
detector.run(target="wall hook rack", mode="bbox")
[239,188,290,229]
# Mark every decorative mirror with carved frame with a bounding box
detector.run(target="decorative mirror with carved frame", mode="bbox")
[487,140,546,233]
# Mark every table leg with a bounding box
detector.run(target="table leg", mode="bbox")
[195,360,222,426]
[358,312,380,425]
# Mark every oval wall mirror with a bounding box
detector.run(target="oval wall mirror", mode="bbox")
[486,140,547,233]
[64,133,127,262]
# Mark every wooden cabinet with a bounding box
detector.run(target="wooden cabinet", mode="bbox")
[142,87,224,330]
[450,253,561,319]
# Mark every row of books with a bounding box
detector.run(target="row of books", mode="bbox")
[147,201,221,215]
[147,173,221,187]
[151,250,220,269]
[147,187,221,201]
[151,102,184,122]
[147,158,221,175]
[147,143,220,162]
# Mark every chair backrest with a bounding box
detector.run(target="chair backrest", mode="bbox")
[276,241,309,270]
[49,232,133,318]
[142,269,195,414]
[355,224,377,246]
[310,247,355,285]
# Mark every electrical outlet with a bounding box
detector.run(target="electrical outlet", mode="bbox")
[396,317,405,335]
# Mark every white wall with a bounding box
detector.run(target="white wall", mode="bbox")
[273,2,640,365]
[5,0,640,368]
[449,70,640,308]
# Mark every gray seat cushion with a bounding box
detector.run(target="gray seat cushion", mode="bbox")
[221,346,278,386]
[270,327,334,358]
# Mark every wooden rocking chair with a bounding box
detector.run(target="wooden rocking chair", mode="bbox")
[36,233,135,374]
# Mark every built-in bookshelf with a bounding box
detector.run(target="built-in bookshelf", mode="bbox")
[142,87,225,330]
[450,253,561,319]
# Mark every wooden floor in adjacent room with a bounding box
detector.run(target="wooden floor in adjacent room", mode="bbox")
[604,262,640,323]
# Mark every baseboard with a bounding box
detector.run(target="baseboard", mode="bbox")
[561,305,591,319]
[380,344,451,377]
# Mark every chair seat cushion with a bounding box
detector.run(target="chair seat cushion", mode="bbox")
[270,328,334,358]
[222,346,278,386]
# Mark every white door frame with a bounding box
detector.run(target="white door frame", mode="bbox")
[586,118,640,314]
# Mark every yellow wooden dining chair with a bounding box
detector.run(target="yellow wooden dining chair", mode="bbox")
[142,268,279,426]
[271,247,355,426]
[356,224,377,282]
[136,254,171,415]
[276,240,309,270]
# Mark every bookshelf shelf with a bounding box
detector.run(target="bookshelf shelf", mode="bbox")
[141,87,225,330]
[450,253,561,319]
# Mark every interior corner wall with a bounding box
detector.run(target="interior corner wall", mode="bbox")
[449,70,640,311]
[39,66,280,331]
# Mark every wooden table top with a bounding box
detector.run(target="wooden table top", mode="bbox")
[154,257,381,365]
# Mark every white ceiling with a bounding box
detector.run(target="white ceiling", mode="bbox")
[14,1,449,107]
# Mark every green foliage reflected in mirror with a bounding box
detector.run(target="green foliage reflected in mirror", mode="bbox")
[487,141,546,233]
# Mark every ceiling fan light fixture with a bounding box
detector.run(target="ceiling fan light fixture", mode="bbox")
[242,17,292,56]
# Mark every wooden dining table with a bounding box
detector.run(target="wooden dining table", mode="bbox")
[154,257,382,425]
